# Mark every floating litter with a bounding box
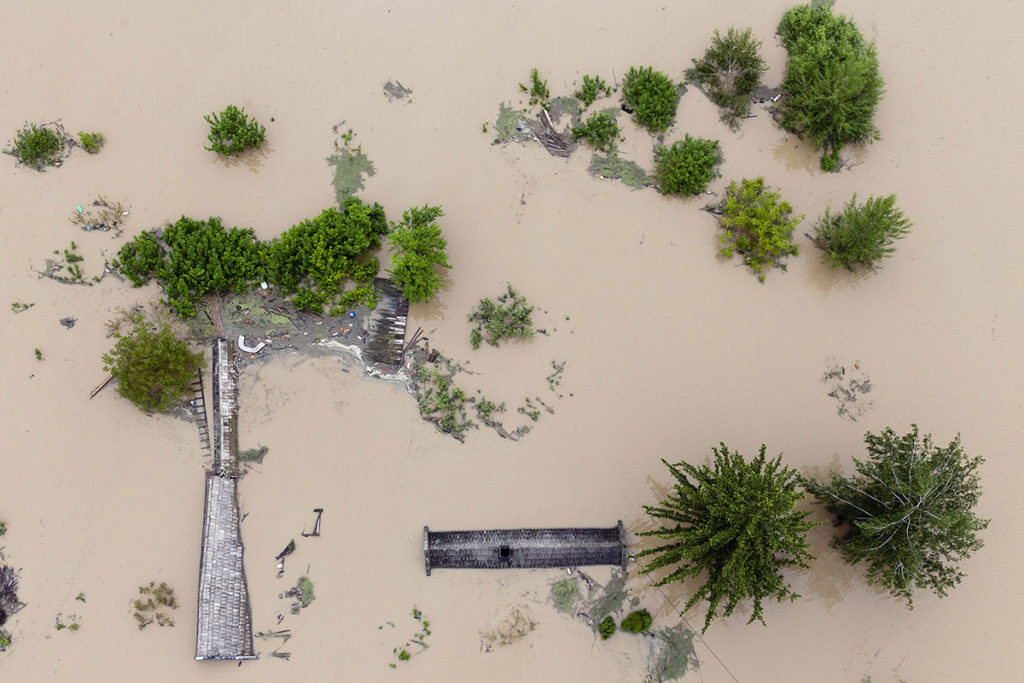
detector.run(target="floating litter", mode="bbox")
[76,206,83,213]
[348,311,355,318]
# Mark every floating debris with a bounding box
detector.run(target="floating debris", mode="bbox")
[823,357,873,421]
[383,80,413,101]
[480,605,534,652]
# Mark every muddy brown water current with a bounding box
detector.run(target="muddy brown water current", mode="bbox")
[1,1,1022,681]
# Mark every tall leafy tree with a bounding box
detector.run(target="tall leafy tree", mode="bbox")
[810,193,911,270]
[387,205,451,303]
[804,426,989,606]
[636,444,817,633]
[686,27,767,126]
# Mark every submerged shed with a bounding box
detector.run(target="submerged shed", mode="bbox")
[363,278,409,365]
[423,522,627,576]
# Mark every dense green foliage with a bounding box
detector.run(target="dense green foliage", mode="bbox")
[621,66,682,133]
[467,285,535,349]
[574,74,610,108]
[636,445,817,633]
[777,3,883,163]
[415,365,474,440]
[686,27,767,125]
[620,609,652,633]
[804,426,989,607]
[526,68,550,108]
[388,205,451,303]
[160,216,264,316]
[77,131,105,154]
[571,110,620,152]
[102,318,204,413]
[598,616,616,640]
[653,135,722,195]
[715,178,801,282]
[811,194,911,270]
[113,232,164,287]
[6,123,64,169]
[204,104,266,155]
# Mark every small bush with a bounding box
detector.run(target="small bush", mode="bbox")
[7,123,64,169]
[571,110,620,152]
[715,177,801,282]
[621,609,652,633]
[653,135,722,195]
[820,151,840,172]
[598,616,616,640]
[113,232,164,286]
[204,104,265,155]
[686,27,767,125]
[77,131,105,154]
[622,67,682,133]
[526,68,550,108]
[812,194,911,270]
[467,285,535,348]
[574,74,610,108]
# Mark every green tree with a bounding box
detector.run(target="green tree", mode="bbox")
[5,123,65,169]
[571,110,620,152]
[620,609,652,633]
[598,616,616,640]
[715,178,801,282]
[574,74,610,109]
[653,135,722,195]
[686,27,767,126]
[803,426,989,607]
[621,66,682,133]
[102,318,204,412]
[204,104,266,155]
[810,194,911,271]
[636,444,817,633]
[113,232,165,286]
[776,3,884,165]
[388,205,451,303]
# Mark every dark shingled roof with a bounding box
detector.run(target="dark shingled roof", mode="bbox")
[363,278,409,365]
[424,522,627,575]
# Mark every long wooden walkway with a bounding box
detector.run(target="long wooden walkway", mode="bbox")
[195,339,255,660]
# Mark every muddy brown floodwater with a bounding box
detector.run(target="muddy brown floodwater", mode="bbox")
[1,1,1022,681]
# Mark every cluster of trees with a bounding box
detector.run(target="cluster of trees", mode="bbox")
[637,428,989,632]
[113,196,450,315]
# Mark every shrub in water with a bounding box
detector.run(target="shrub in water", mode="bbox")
[204,104,266,155]
[621,609,652,633]
[621,66,681,133]
[653,135,722,195]
[598,616,616,640]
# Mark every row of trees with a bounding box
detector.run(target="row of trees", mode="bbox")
[113,196,451,316]
[636,427,988,633]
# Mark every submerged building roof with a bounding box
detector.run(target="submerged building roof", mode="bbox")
[423,522,627,576]
[363,278,409,365]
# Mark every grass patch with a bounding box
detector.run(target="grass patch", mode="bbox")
[551,578,579,612]
[327,130,375,203]
[77,131,105,154]
[239,444,269,463]
[588,152,649,189]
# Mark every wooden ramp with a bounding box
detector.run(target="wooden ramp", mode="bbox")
[424,522,627,576]
[195,339,255,660]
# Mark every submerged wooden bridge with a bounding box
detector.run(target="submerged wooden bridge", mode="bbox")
[423,522,627,576]
[195,339,255,660]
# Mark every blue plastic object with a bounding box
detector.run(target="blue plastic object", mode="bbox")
[348,311,356,318]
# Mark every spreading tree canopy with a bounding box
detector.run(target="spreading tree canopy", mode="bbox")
[810,193,911,271]
[621,66,682,133]
[636,444,817,633]
[803,426,989,606]
[653,135,722,196]
[387,205,451,303]
[715,178,801,282]
[776,3,883,166]
[102,318,204,413]
[686,27,767,126]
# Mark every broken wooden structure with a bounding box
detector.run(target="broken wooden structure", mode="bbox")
[363,278,409,365]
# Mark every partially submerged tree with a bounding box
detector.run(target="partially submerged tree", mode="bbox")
[810,194,911,271]
[388,205,451,303]
[686,27,767,126]
[571,110,620,152]
[467,285,535,349]
[653,135,722,195]
[204,104,266,155]
[803,426,989,607]
[776,3,883,168]
[102,317,204,412]
[636,444,817,633]
[714,178,801,282]
[113,232,164,287]
[621,66,682,133]
[5,122,67,169]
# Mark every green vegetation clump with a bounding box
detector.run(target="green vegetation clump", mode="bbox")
[715,178,801,282]
[620,609,652,633]
[598,615,616,640]
[820,150,840,172]
[588,153,649,189]
[686,27,767,125]
[811,194,911,271]
[77,131,105,154]
[239,445,269,463]
[415,359,475,440]
[804,426,989,607]
[132,581,179,629]
[467,285,535,349]
[777,3,883,165]
[204,104,266,155]
[621,66,682,133]
[636,445,817,633]
[102,317,204,412]
[551,578,579,612]
[525,68,550,108]
[653,135,722,195]
[113,232,164,287]
[571,110,620,152]
[574,74,610,108]
[387,205,451,303]
[296,576,315,607]
[6,123,65,169]
[327,130,375,202]
[0,520,5,536]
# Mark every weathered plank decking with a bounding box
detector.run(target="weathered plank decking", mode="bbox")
[424,521,627,576]
[363,278,409,365]
[196,339,255,660]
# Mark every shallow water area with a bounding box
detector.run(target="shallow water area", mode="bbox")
[2,1,1022,681]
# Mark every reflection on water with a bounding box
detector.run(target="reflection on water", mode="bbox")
[213,144,272,174]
